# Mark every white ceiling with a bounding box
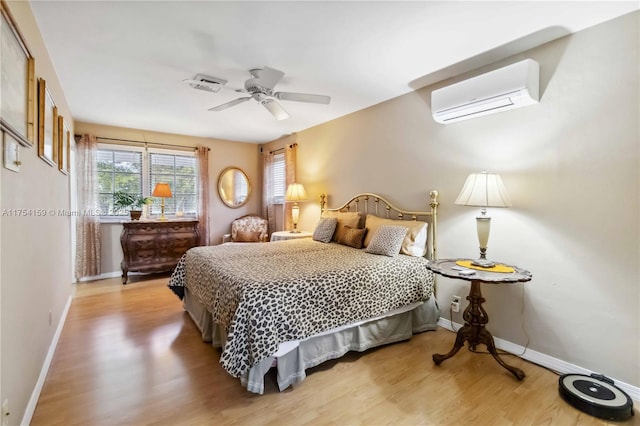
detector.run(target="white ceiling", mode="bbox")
[30,1,638,143]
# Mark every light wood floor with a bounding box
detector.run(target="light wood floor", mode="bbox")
[31,276,638,426]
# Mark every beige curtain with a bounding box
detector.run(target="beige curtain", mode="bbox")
[284,143,297,231]
[196,146,210,246]
[262,151,276,236]
[75,134,101,279]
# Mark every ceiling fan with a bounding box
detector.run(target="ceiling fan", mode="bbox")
[184,66,330,120]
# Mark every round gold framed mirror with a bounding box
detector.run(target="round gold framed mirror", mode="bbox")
[218,166,251,208]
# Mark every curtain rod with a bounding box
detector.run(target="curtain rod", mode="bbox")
[75,135,210,151]
[268,143,296,154]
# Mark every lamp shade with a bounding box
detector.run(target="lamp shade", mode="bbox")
[152,182,173,198]
[454,171,511,208]
[285,183,307,202]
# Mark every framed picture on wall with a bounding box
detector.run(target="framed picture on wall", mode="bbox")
[38,78,57,167]
[0,3,36,146]
[58,115,70,175]
[3,132,22,172]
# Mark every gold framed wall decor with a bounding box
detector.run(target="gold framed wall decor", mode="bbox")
[58,115,70,174]
[218,166,251,208]
[0,2,35,147]
[38,78,57,167]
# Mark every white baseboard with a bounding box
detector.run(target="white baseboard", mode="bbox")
[21,296,72,426]
[77,270,121,282]
[76,270,156,283]
[437,317,639,402]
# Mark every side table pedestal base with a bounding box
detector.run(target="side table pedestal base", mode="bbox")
[432,280,526,380]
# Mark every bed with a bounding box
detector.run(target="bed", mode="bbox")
[168,191,440,394]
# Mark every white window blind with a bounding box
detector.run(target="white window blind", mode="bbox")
[149,152,197,215]
[272,152,285,204]
[97,148,143,215]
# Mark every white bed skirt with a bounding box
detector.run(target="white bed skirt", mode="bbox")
[183,288,439,394]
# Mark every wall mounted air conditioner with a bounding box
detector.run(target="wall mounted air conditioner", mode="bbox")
[431,59,540,124]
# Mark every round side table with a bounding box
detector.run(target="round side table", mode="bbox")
[270,230,313,242]
[427,258,532,380]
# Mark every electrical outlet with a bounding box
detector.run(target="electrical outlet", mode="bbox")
[451,295,461,313]
[2,398,10,426]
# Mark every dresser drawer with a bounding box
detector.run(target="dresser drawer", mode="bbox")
[120,220,199,284]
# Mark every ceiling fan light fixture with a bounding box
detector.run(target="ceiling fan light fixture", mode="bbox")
[261,98,290,120]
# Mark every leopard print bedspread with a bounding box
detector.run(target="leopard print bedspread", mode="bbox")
[168,239,434,378]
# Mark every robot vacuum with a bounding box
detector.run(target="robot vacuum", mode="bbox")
[559,373,634,421]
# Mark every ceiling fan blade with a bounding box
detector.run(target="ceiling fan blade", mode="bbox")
[248,66,285,90]
[274,92,331,104]
[208,97,251,112]
[261,99,290,120]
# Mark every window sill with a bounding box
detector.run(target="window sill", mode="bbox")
[99,216,129,224]
[100,215,197,224]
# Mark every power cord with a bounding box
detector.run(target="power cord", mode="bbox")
[448,303,459,332]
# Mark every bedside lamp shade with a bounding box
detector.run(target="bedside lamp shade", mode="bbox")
[455,171,511,267]
[285,183,307,233]
[152,182,172,220]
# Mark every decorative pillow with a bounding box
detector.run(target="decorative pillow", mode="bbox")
[312,217,338,243]
[364,225,408,257]
[234,230,261,242]
[363,214,428,257]
[321,211,362,242]
[338,225,367,249]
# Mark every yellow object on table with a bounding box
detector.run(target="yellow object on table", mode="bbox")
[456,260,515,273]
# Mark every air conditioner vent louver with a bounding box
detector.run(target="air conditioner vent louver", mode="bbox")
[431,59,540,124]
[187,74,227,93]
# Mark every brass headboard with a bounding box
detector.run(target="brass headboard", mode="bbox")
[320,191,439,260]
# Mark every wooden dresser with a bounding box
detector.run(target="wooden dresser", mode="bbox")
[120,219,199,284]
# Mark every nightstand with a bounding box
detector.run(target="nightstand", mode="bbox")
[270,230,313,242]
[427,258,532,380]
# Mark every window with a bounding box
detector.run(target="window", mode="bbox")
[97,147,144,215]
[272,152,285,204]
[149,152,197,215]
[97,143,197,218]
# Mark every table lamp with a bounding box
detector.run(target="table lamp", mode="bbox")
[152,182,172,221]
[455,171,511,267]
[285,183,307,233]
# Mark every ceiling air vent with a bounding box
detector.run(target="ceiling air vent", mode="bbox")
[186,74,227,93]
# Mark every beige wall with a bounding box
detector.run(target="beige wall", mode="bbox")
[74,122,261,275]
[1,1,75,422]
[268,12,640,388]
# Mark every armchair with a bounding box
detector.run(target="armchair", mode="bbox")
[222,214,269,243]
